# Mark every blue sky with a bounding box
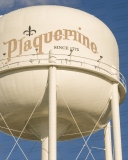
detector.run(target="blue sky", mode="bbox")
[0,0,128,160]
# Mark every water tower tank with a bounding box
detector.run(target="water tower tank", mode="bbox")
[0,5,126,144]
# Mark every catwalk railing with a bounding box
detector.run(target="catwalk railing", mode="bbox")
[0,53,127,92]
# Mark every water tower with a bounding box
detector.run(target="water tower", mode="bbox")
[0,6,126,160]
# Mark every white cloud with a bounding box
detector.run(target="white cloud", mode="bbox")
[0,0,60,9]
[0,0,80,10]
[19,0,51,6]
[0,0,15,8]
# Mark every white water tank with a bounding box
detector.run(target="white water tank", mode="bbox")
[0,6,126,141]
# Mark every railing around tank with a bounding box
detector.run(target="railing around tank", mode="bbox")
[0,53,127,92]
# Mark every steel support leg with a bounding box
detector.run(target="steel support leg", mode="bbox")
[41,137,48,160]
[48,50,57,160]
[111,83,122,160]
[104,121,112,160]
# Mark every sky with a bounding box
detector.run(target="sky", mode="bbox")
[0,0,128,160]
